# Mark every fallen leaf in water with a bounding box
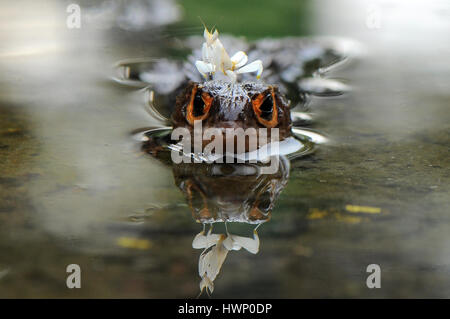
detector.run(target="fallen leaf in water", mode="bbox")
[345,205,381,214]
[117,237,152,250]
[307,208,328,219]
[335,213,362,224]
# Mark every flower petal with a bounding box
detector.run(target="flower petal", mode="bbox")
[201,43,209,61]
[199,275,214,294]
[229,231,260,254]
[203,28,219,45]
[212,29,219,42]
[236,59,263,79]
[195,60,214,78]
[205,241,228,281]
[230,51,248,69]
[206,233,221,247]
[223,235,242,251]
[225,70,237,82]
[192,230,207,249]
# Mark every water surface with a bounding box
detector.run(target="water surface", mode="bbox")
[0,0,449,298]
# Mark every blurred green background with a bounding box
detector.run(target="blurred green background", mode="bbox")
[173,0,311,38]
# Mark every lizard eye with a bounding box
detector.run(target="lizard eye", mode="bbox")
[251,88,278,128]
[186,85,213,125]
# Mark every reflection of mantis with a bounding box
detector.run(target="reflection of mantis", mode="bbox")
[172,159,290,296]
[193,223,261,296]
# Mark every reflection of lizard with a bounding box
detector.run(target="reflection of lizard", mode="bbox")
[172,158,290,225]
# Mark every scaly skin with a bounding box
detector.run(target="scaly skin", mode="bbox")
[171,80,292,152]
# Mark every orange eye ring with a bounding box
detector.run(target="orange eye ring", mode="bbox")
[252,87,278,128]
[186,85,213,125]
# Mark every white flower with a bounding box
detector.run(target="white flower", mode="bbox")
[223,229,260,254]
[193,224,260,295]
[195,27,263,82]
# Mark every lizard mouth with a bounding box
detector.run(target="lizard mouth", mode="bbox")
[137,126,318,163]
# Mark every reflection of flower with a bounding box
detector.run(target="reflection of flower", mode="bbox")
[192,225,260,295]
[195,28,263,82]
